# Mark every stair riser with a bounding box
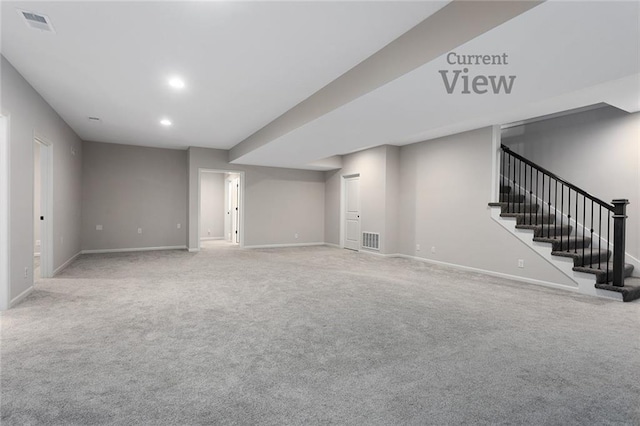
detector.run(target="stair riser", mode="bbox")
[501,204,539,213]
[573,252,611,267]
[515,215,555,225]
[500,195,526,203]
[595,267,633,284]
[532,226,572,238]
[550,239,592,251]
[573,263,634,284]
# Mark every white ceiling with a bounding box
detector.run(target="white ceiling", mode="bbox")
[0,1,447,149]
[233,0,640,169]
[2,1,638,171]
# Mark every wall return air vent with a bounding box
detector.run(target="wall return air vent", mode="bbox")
[17,9,55,33]
[362,232,380,251]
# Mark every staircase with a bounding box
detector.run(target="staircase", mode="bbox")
[489,145,640,302]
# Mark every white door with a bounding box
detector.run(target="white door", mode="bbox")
[35,139,52,278]
[225,178,232,241]
[344,176,360,251]
[230,177,239,244]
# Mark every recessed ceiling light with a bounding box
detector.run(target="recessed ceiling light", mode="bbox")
[160,118,172,126]
[168,77,185,89]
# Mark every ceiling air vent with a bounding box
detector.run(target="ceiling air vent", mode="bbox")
[17,9,55,33]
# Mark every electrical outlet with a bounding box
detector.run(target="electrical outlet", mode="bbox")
[416,244,420,251]
[431,246,436,254]
[24,267,28,278]
[294,233,299,239]
[36,239,41,247]
[177,223,181,229]
[138,228,142,234]
[96,225,103,231]
[518,259,525,268]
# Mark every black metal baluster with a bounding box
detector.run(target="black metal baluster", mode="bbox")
[607,213,611,282]
[590,200,594,272]
[524,163,527,224]
[530,169,540,225]
[523,163,527,197]
[518,159,521,213]
[560,184,564,249]
[598,206,602,270]
[529,165,533,225]
[540,173,551,238]
[510,154,514,213]
[567,189,571,251]
[548,176,552,237]
[582,197,586,265]
[575,191,578,254]
[554,179,558,238]
[500,150,504,201]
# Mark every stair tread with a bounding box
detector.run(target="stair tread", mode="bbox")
[501,212,553,218]
[533,235,593,251]
[489,202,540,213]
[573,263,634,284]
[551,248,609,256]
[595,277,640,302]
[533,235,590,243]
[525,224,572,238]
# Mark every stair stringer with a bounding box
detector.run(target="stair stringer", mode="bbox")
[490,207,623,301]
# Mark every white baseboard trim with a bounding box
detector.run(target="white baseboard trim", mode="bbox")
[324,243,341,249]
[357,249,387,257]
[200,237,224,241]
[393,254,579,293]
[10,286,34,308]
[81,246,187,255]
[53,251,81,276]
[345,246,577,293]
[243,242,325,249]
[188,248,200,253]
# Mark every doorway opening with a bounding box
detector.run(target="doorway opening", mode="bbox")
[198,169,243,251]
[341,174,360,251]
[33,137,52,279]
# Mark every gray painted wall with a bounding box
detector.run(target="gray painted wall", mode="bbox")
[503,107,639,261]
[324,145,389,252]
[188,147,325,248]
[385,145,401,254]
[324,127,575,285]
[397,127,574,285]
[324,145,401,254]
[200,172,225,239]
[81,141,188,251]
[1,55,83,305]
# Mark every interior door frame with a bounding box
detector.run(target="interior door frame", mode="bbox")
[0,114,10,310]
[340,173,360,250]
[197,168,244,250]
[34,135,53,279]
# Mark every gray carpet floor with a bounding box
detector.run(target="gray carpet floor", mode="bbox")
[1,244,639,425]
